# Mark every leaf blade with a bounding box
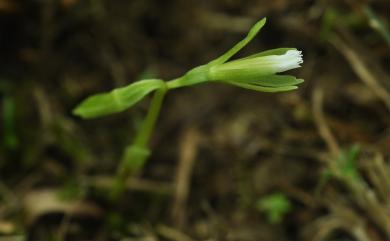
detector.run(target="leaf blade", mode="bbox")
[209,18,267,65]
[73,79,165,119]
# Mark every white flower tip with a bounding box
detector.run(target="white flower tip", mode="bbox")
[286,49,303,65]
[274,50,303,72]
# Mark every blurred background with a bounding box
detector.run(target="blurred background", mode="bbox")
[0,0,389,240]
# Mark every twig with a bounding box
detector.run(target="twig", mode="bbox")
[312,87,340,158]
[330,35,390,111]
[87,176,173,195]
[171,126,200,227]
[156,225,195,241]
[0,236,25,241]
[57,212,72,241]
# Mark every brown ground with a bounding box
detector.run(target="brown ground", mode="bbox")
[0,0,389,241]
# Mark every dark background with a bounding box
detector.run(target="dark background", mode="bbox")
[0,0,389,240]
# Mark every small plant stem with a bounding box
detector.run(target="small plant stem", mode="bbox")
[133,86,168,148]
[166,77,184,89]
[111,85,168,199]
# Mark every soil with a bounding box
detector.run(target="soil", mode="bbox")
[0,1,389,241]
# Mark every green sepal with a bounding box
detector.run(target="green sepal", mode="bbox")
[208,18,267,65]
[224,80,298,92]
[222,74,303,92]
[73,79,166,119]
[234,75,304,87]
[240,48,297,60]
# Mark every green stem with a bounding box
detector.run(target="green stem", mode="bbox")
[133,85,167,148]
[166,77,184,89]
[167,65,210,89]
[111,85,168,199]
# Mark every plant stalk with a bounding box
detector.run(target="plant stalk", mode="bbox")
[111,85,168,199]
[133,86,168,148]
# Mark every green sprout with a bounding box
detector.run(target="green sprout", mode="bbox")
[315,144,361,195]
[335,144,361,181]
[72,18,304,196]
[256,192,292,224]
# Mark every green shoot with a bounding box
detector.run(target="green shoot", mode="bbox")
[72,18,304,197]
[256,192,292,224]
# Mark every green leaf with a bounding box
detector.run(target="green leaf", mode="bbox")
[223,80,298,92]
[73,79,166,119]
[363,6,390,46]
[234,75,304,87]
[256,192,292,224]
[209,18,267,65]
[336,144,361,180]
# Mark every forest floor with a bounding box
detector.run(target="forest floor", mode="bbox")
[0,0,389,241]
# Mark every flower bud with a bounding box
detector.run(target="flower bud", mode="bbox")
[208,50,303,82]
